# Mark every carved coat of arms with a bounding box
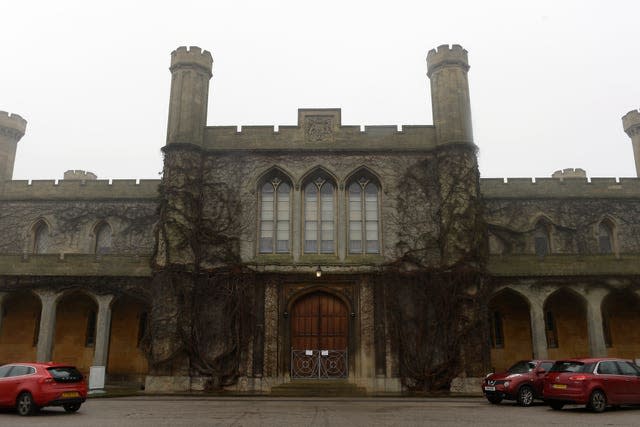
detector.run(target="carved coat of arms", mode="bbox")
[304,116,333,142]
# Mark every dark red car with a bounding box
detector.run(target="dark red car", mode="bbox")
[544,358,640,412]
[0,362,87,416]
[482,360,554,406]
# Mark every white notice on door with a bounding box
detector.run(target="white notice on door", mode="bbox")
[321,350,329,356]
[305,350,313,356]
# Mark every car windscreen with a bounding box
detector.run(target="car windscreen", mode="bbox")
[507,361,536,374]
[47,367,84,382]
[549,361,593,373]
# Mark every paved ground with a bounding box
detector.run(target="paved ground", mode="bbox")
[2,396,640,426]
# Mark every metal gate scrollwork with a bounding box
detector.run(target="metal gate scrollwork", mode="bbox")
[291,349,348,379]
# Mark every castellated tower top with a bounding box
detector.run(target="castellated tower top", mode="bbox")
[426,44,469,77]
[0,111,27,141]
[170,46,213,76]
[623,109,640,137]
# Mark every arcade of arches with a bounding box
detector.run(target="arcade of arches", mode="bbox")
[2,284,640,383]
[488,285,640,372]
[0,290,148,381]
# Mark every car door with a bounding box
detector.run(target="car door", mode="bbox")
[596,361,625,403]
[615,361,640,403]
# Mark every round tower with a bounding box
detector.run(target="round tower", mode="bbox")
[0,111,27,181]
[623,109,640,177]
[166,46,213,146]
[427,44,473,146]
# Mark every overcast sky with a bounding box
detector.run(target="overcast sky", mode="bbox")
[2,0,639,181]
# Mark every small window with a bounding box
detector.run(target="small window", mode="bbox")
[545,311,558,348]
[603,313,612,348]
[94,222,112,254]
[85,310,96,347]
[33,221,50,254]
[137,311,148,347]
[490,311,504,348]
[32,311,41,347]
[8,365,32,377]
[534,221,550,257]
[0,365,13,378]
[616,361,640,376]
[540,362,554,372]
[598,221,614,254]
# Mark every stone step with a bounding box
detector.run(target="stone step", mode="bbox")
[270,380,368,397]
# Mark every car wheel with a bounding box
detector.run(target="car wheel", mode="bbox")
[549,400,565,411]
[588,390,607,413]
[63,403,81,413]
[516,385,535,407]
[487,395,503,404]
[16,392,38,416]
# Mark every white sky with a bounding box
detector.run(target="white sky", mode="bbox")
[2,0,639,181]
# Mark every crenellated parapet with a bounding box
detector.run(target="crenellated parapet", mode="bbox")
[0,111,27,140]
[426,44,469,77]
[481,177,640,198]
[0,179,160,200]
[622,109,640,177]
[170,46,213,76]
[0,111,27,181]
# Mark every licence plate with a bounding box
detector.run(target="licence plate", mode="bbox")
[61,391,80,398]
[552,384,567,389]
[484,386,496,391]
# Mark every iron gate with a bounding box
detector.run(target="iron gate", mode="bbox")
[291,349,348,379]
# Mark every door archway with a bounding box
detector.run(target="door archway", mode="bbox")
[290,291,349,378]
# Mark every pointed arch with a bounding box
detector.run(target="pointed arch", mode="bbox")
[532,216,552,257]
[31,219,51,254]
[93,221,113,254]
[345,167,382,254]
[597,216,617,255]
[543,287,588,357]
[300,167,338,254]
[257,166,293,254]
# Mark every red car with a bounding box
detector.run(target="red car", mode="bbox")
[482,360,555,406]
[544,358,640,412]
[0,362,87,416]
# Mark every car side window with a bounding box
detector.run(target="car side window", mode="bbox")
[8,366,31,377]
[616,361,640,376]
[597,361,620,375]
[540,362,553,372]
[0,365,12,378]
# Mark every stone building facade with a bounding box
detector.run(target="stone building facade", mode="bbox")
[1,44,640,394]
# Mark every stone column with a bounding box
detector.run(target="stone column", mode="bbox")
[292,185,301,262]
[35,290,58,362]
[90,294,114,391]
[585,288,608,358]
[529,299,548,360]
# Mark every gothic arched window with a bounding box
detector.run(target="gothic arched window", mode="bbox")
[534,220,551,257]
[32,221,50,254]
[304,176,335,254]
[94,222,112,254]
[259,178,291,253]
[348,177,380,254]
[598,219,614,254]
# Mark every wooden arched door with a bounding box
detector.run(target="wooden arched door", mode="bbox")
[290,291,349,378]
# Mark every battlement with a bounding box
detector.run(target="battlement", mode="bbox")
[623,109,640,136]
[64,170,97,180]
[0,179,160,200]
[481,177,640,199]
[170,46,213,75]
[0,111,27,140]
[426,44,469,77]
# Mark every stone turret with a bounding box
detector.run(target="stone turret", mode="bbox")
[427,44,473,146]
[166,46,213,146]
[0,111,27,181]
[623,109,640,177]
